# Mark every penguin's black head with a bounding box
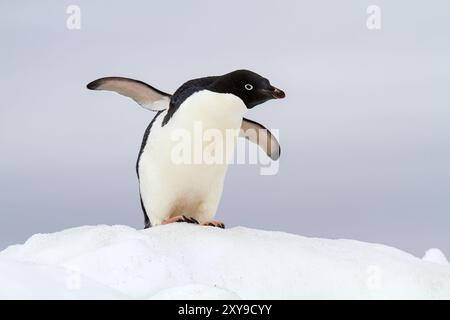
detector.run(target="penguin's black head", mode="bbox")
[209,69,285,109]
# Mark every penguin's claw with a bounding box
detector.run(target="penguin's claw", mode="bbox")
[202,220,225,229]
[162,215,199,225]
[183,216,199,224]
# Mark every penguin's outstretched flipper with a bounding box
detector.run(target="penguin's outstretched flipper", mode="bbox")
[240,118,281,161]
[87,77,171,111]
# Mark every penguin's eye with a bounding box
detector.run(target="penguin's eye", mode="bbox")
[244,84,253,91]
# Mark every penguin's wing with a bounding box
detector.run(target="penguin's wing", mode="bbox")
[240,118,281,160]
[87,77,171,111]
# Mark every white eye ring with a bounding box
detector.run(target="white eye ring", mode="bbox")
[244,84,253,91]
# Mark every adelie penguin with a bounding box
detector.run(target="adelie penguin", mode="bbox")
[87,70,285,229]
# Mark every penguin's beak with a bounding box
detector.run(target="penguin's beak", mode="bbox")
[270,86,286,99]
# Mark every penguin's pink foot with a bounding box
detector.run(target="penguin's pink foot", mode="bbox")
[162,215,199,225]
[202,220,225,229]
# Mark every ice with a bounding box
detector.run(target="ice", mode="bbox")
[0,224,449,299]
[423,248,449,266]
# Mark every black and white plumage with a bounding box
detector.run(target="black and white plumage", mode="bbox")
[87,70,285,228]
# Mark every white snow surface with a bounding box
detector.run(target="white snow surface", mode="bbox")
[0,224,449,299]
[423,248,450,266]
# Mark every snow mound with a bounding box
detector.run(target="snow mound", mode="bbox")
[149,284,241,300]
[1,224,449,299]
[423,248,450,266]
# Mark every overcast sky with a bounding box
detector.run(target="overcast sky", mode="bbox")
[1,0,449,256]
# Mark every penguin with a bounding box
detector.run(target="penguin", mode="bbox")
[87,70,285,228]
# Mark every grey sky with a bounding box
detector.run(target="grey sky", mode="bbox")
[1,1,449,256]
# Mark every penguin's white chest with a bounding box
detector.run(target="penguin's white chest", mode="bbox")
[138,90,246,225]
